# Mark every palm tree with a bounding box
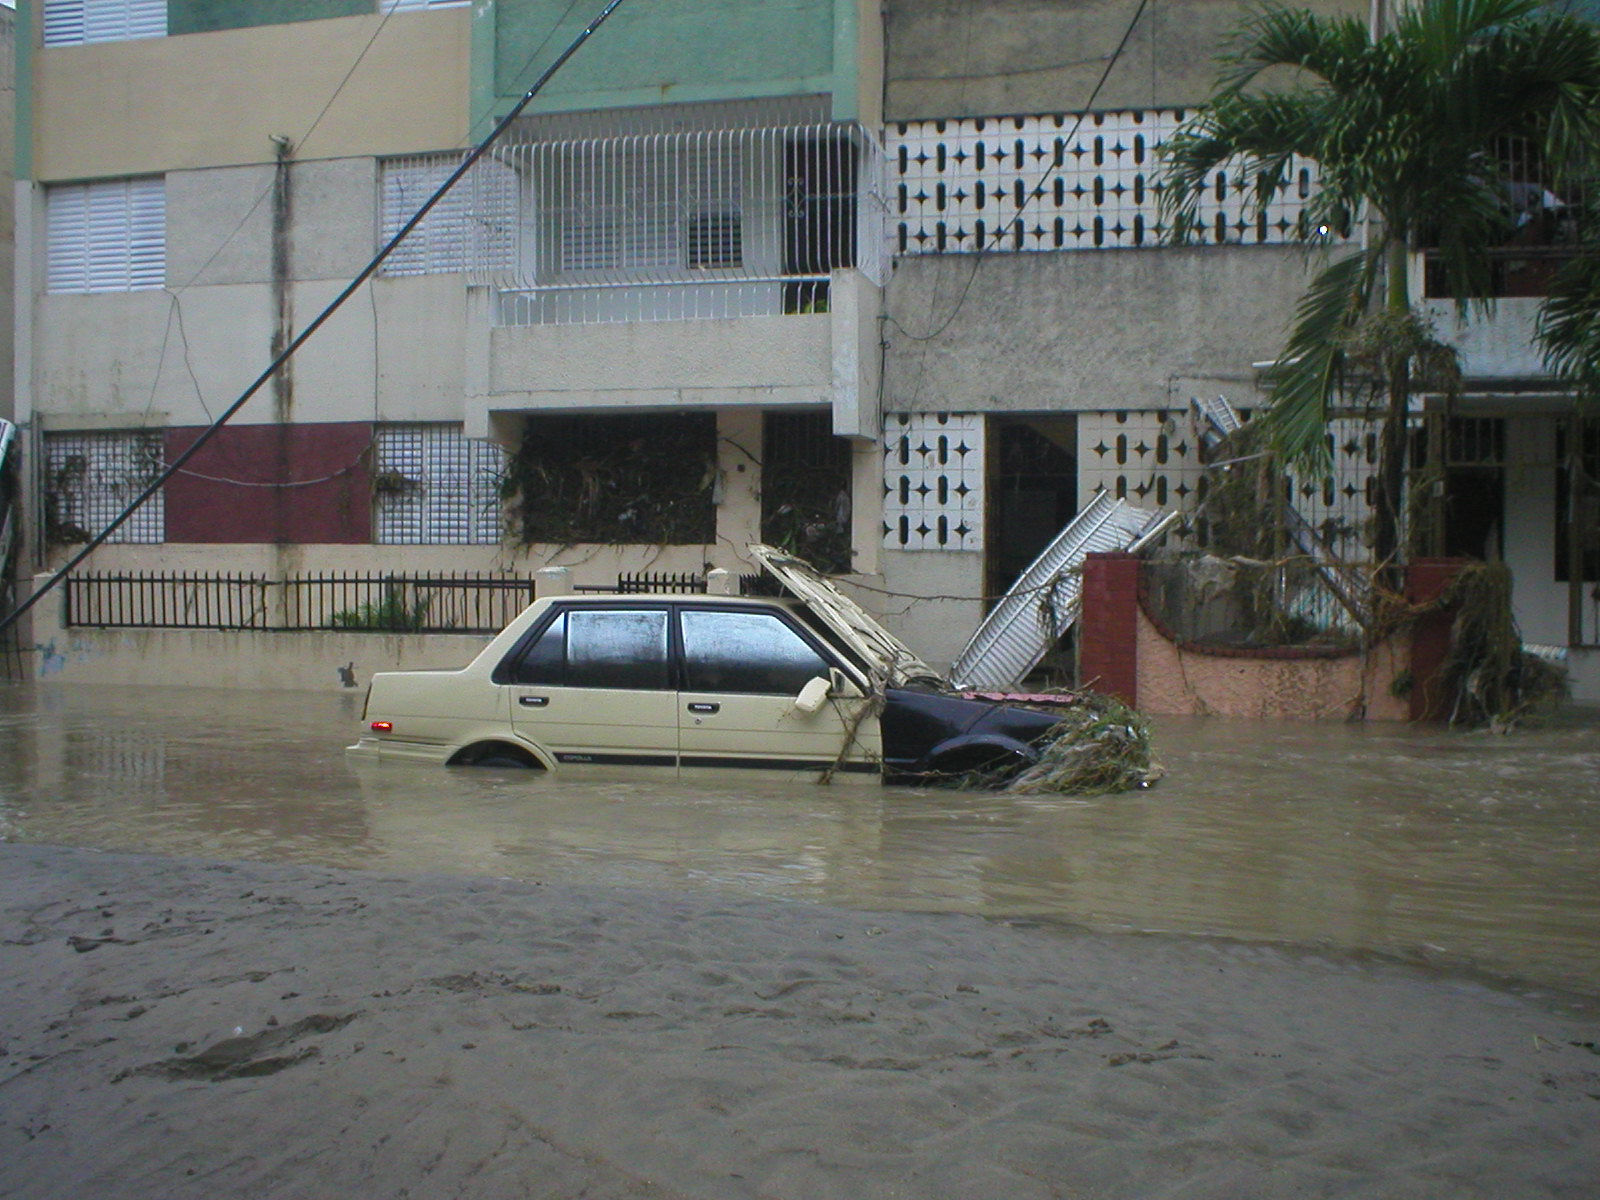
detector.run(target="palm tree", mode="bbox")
[1537,189,1600,403]
[1161,0,1600,572]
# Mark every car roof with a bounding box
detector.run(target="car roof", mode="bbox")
[538,593,800,608]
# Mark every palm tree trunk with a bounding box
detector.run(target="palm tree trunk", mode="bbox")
[1374,240,1411,577]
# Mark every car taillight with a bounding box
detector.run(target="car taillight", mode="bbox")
[370,721,393,733]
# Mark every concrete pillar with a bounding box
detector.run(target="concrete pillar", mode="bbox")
[1079,552,1140,706]
[535,565,571,596]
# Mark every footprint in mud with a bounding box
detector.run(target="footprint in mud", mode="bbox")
[116,1013,357,1083]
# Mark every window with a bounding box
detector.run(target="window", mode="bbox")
[47,177,165,294]
[507,612,567,685]
[507,608,671,690]
[681,610,830,694]
[380,154,516,277]
[546,140,743,276]
[373,424,505,545]
[503,413,717,546]
[43,430,165,544]
[379,156,470,276]
[44,0,165,45]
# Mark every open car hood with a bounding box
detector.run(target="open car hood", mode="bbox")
[748,544,945,689]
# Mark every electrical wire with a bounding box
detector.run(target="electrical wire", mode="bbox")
[2,0,628,637]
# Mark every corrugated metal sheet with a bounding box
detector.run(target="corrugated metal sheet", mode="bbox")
[950,493,1176,691]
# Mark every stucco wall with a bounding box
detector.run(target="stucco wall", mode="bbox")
[1134,608,1413,720]
[883,245,1317,413]
[1425,298,1548,382]
[485,313,834,410]
[493,0,841,115]
[883,0,1366,121]
[31,10,470,179]
[870,547,985,672]
[33,157,470,430]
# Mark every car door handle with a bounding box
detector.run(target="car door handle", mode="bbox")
[687,702,720,714]
[518,695,550,708]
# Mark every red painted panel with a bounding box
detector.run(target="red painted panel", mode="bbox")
[1080,552,1141,706]
[163,423,373,544]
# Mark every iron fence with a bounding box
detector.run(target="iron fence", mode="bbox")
[64,572,536,634]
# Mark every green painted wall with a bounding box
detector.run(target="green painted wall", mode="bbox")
[488,0,841,118]
[168,0,369,37]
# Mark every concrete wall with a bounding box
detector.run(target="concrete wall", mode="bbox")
[25,573,492,690]
[31,157,469,431]
[883,0,1365,121]
[883,245,1317,414]
[870,547,985,673]
[1425,298,1548,382]
[168,0,369,36]
[30,9,471,180]
[491,0,849,116]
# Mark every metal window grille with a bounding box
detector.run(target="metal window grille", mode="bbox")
[887,109,1320,255]
[44,0,165,45]
[379,153,517,277]
[46,177,166,293]
[481,116,884,326]
[373,424,505,545]
[43,430,165,544]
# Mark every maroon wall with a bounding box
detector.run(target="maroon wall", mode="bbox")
[163,423,373,544]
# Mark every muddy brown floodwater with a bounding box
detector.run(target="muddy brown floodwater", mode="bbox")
[1,682,1597,998]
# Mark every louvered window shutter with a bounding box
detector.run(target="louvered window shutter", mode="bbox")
[380,157,469,276]
[47,178,165,294]
[45,0,165,46]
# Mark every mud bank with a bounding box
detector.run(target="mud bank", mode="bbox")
[1,843,1596,1199]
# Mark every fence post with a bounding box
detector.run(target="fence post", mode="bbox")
[706,568,735,595]
[1080,552,1141,707]
[536,566,571,595]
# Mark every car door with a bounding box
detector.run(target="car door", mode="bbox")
[675,606,881,778]
[502,606,679,770]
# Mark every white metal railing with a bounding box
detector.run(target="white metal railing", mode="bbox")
[462,120,884,326]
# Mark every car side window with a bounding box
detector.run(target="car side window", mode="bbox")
[680,609,831,695]
[567,609,670,690]
[506,612,566,685]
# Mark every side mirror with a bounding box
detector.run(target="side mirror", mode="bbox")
[793,676,832,714]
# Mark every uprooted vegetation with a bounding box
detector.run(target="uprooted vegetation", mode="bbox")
[950,692,1163,795]
[501,413,718,546]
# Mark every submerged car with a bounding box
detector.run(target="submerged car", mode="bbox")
[348,545,1063,782]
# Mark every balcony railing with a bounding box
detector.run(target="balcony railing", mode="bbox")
[470,117,885,326]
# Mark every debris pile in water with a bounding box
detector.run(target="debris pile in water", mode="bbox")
[967,692,1162,794]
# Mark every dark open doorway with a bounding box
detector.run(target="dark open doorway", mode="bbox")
[986,417,1078,602]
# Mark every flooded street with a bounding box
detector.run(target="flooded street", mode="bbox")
[2,682,1597,996]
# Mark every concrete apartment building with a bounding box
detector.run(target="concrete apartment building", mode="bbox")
[11,0,1598,696]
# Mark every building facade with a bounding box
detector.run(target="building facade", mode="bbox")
[11,0,1598,698]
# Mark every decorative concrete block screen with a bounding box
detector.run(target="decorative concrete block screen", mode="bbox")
[886,109,1318,255]
[1076,408,1381,565]
[882,413,984,551]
